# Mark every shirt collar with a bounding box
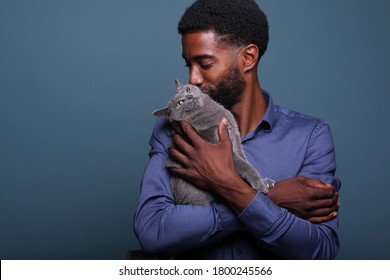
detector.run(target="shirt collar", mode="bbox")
[241,90,276,142]
[256,89,276,133]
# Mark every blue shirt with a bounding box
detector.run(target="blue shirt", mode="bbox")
[134,92,341,259]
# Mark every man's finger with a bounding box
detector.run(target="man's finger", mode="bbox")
[302,178,335,200]
[180,120,203,146]
[308,212,337,224]
[218,118,230,143]
[306,192,339,210]
[306,200,339,216]
[168,164,188,178]
[169,146,190,168]
[172,130,193,155]
[303,177,334,189]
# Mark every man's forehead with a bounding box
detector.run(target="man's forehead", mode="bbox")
[181,31,228,59]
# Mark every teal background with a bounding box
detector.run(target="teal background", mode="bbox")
[1,0,389,259]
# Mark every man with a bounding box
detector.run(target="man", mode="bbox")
[134,0,340,259]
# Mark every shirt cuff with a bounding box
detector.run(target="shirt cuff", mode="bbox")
[214,201,243,233]
[238,192,287,236]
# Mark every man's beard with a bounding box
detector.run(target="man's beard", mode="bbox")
[200,65,245,110]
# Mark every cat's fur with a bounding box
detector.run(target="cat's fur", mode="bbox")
[153,80,274,206]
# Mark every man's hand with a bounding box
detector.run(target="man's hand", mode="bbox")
[266,177,339,223]
[168,119,256,214]
[168,119,235,191]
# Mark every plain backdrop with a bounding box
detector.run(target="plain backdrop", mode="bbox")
[1,0,389,259]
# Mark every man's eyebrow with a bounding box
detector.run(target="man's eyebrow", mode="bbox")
[181,54,215,61]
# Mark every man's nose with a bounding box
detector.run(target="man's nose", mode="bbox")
[189,67,204,86]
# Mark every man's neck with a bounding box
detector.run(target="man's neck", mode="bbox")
[230,83,267,138]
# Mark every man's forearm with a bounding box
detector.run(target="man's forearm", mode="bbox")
[266,176,339,222]
[239,192,340,259]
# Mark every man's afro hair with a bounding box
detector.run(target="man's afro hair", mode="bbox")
[178,0,269,59]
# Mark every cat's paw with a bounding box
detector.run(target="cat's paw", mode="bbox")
[261,178,275,193]
[251,177,275,194]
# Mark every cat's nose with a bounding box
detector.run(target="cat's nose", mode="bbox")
[187,95,193,100]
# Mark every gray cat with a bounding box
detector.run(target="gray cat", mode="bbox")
[153,80,274,206]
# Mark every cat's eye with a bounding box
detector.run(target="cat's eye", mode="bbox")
[185,87,191,94]
[177,100,184,106]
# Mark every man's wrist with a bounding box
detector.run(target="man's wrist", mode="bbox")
[264,184,280,205]
[215,175,257,215]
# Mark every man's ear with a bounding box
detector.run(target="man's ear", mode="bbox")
[240,44,259,72]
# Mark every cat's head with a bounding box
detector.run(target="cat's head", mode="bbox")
[153,80,207,121]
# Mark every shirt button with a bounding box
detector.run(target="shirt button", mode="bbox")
[235,249,242,256]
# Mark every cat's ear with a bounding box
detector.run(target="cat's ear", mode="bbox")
[175,79,183,89]
[153,107,169,118]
